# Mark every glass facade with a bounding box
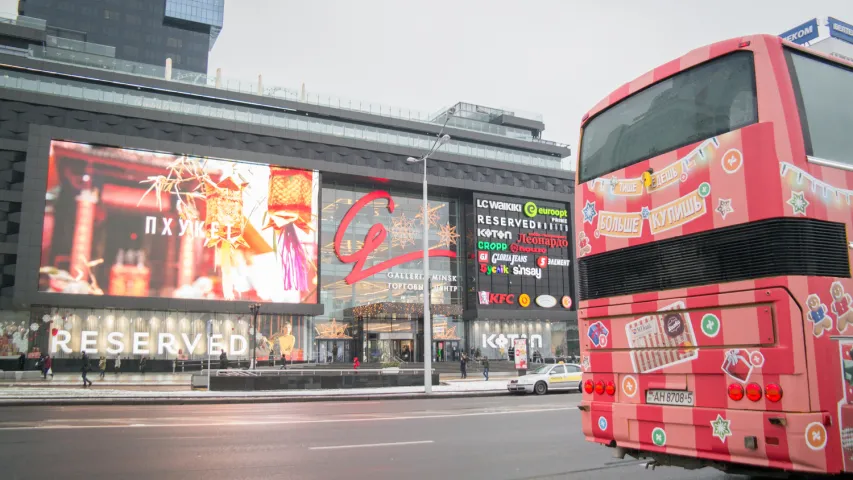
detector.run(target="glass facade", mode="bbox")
[18,0,221,72]
[318,183,463,363]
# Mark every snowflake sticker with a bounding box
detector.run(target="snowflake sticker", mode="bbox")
[640,206,650,220]
[787,191,809,216]
[710,415,732,443]
[582,200,598,224]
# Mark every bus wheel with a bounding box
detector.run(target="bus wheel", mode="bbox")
[534,382,548,395]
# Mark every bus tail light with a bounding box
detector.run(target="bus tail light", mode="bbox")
[739,41,751,48]
[594,380,605,395]
[745,383,763,402]
[584,380,594,394]
[765,384,783,402]
[605,381,616,396]
[728,383,745,401]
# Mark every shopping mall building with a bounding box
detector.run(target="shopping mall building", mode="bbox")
[0,16,575,370]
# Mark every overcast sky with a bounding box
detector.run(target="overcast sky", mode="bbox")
[2,0,852,158]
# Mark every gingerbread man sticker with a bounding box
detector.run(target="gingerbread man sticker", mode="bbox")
[830,282,853,333]
[806,294,833,337]
[577,231,592,257]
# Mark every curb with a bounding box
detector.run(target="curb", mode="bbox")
[0,390,511,407]
[1,383,189,388]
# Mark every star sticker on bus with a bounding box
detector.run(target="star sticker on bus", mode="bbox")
[715,198,733,219]
[582,201,598,224]
[710,415,732,443]
[787,191,809,216]
[640,206,650,220]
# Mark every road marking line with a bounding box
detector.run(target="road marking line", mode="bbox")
[0,405,576,431]
[310,440,433,450]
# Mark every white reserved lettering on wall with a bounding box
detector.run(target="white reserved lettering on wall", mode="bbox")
[52,331,249,356]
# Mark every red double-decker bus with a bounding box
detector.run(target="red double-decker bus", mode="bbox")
[575,34,853,476]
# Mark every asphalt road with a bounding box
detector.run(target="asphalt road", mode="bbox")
[0,393,750,480]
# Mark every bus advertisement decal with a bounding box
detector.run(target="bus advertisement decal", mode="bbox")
[586,136,719,197]
[595,210,644,238]
[626,301,699,373]
[648,185,710,235]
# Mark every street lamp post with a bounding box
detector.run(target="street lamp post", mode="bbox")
[407,108,454,394]
[249,303,261,370]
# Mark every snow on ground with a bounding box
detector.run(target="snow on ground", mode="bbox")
[0,379,510,399]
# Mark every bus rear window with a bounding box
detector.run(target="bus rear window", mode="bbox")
[579,51,757,183]
[786,50,853,167]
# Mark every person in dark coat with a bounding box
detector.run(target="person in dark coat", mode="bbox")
[81,358,93,388]
[460,353,468,379]
[219,350,228,370]
[139,356,147,375]
[482,357,490,381]
[18,352,26,371]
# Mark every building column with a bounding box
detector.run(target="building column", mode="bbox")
[70,189,98,281]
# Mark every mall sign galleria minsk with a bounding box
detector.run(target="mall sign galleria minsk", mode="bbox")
[0,34,575,371]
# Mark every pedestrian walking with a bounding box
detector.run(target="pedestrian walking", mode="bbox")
[482,357,490,381]
[114,355,121,375]
[219,349,228,370]
[353,356,360,371]
[18,352,26,371]
[98,355,107,380]
[43,355,52,380]
[139,356,147,375]
[81,358,93,388]
[460,353,468,379]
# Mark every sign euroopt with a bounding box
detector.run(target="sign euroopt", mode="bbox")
[780,18,820,45]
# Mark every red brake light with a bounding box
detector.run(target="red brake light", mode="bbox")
[745,383,763,402]
[584,380,594,394]
[728,383,745,401]
[765,384,783,402]
[605,381,616,396]
[594,380,605,395]
[738,41,751,48]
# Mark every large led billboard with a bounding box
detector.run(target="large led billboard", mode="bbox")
[39,141,319,304]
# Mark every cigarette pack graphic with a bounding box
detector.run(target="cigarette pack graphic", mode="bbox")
[626,301,698,373]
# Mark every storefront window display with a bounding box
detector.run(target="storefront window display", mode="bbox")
[318,183,463,362]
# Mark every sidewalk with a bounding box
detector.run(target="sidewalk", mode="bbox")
[0,379,512,406]
[1,373,193,388]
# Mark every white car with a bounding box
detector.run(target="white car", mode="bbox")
[507,363,583,395]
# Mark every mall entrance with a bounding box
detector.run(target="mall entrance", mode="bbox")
[345,303,464,364]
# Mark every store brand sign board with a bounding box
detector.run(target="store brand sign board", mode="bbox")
[829,17,853,45]
[473,193,574,311]
[780,18,820,45]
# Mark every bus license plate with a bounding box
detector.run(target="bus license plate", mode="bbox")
[645,389,694,407]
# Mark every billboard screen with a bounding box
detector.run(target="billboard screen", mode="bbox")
[39,141,319,304]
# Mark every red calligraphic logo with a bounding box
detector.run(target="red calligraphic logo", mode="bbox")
[334,190,456,285]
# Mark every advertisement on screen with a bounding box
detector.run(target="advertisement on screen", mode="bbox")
[39,141,319,303]
[514,338,528,370]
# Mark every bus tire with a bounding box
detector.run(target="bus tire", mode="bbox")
[534,381,548,395]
